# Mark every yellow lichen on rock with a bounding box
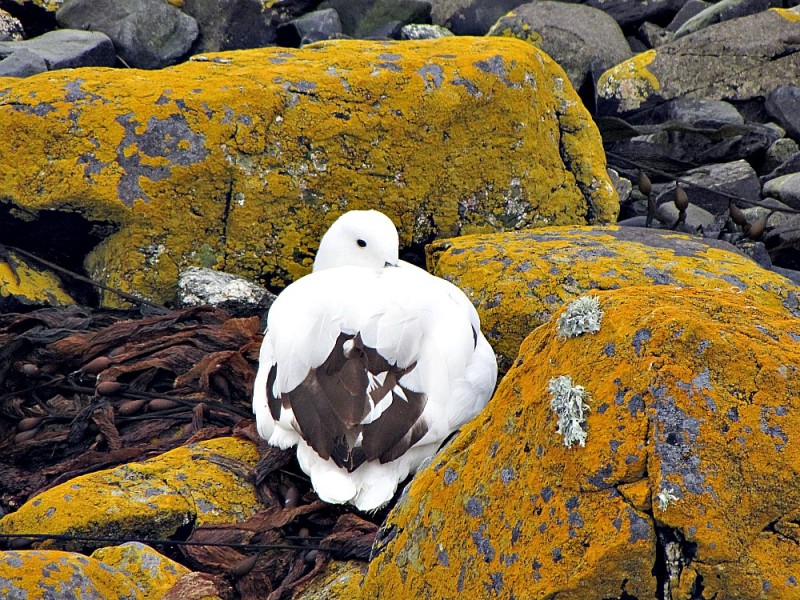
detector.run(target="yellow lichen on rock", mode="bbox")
[428,225,800,372]
[0,248,74,308]
[596,49,660,112]
[771,6,800,21]
[0,36,617,306]
[0,549,143,599]
[91,542,190,599]
[0,437,260,549]
[293,560,367,600]
[362,286,800,598]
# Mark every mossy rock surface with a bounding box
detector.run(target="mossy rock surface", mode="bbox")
[0,548,143,599]
[0,248,74,309]
[0,36,616,306]
[428,225,800,372]
[0,437,260,548]
[362,286,800,598]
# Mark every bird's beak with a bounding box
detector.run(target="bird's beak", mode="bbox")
[384,261,399,268]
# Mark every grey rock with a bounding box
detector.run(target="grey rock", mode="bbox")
[597,7,800,118]
[56,0,198,69]
[629,98,743,129]
[276,8,342,47]
[770,265,800,286]
[177,267,275,317]
[584,0,682,28]
[766,85,800,141]
[764,214,800,265]
[762,138,800,175]
[0,48,47,77]
[488,2,631,92]
[666,0,711,31]
[608,168,632,205]
[442,0,523,35]
[319,0,432,38]
[626,35,649,54]
[0,29,115,70]
[638,22,671,48]
[616,215,666,228]
[653,160,762,216]
[182,0,317,53]
[0,8,24,41]
[736,240,772,269]
[740,197,794,230]
[674,0,777,39]
[763,173,800,210]
[656,199,718,235]
[400,23,453,39]
[762,151,800,182]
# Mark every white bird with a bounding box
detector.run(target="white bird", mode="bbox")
[253,210,497,511]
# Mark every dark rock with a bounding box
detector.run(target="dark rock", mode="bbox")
[763,174,800,210]
[762,151,800,182]
[607,122,780,174]
[276,8,342,47]
[0,29,116,70]
[666,0,711,31]
[674,0,778,39]
[770,265,800,285]
[0,7,23,41]
[488,2,631,93]
[616,215,665,228]
[181,0,317,53]
[584,0,682,29]
[637,22,671,48]
[764,214,800,269]
[761,138,800,175]
[363,20,405,40]
[629,98,743,128]
[56,0,198,69]
[626,35,648,54]
[442,0,523,35]
[399,23,453,39]
[0,47,47,77]
[653,160,762,217]
[766,85,800,141]
[319,0,432,38]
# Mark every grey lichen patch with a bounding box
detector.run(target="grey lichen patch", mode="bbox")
[548,375,591,448]
[760,406,789,450]
[632,328,652,357]
[557,295,602,339]
[656,485,680,511]
[417,64,444,91]
[651,386,710,496]
[626,507,651,543]
[471,525,495,563]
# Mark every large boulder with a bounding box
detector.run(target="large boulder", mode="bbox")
[361,285,800,598]
[427,226,800,372]
[0,37,617,306]
[596,7,800,117]
[0,248,75,310]
[488,1,632,93]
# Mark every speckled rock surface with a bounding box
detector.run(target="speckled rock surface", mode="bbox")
[0,247,75,310]
[294,559,366,599]
[0,36,617,306]
[596,7,800,116]
[91,542,191,599]
[428,225,800,372]
[361,285,800,599]
[0,437,260,547]
[0,548,143,599]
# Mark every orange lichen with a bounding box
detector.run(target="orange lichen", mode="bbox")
[0,37,616,306]
[361,286,800,597]
[0,249,74,306]
[428,225,800,372]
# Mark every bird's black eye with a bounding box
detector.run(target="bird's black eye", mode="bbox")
[357,239,367,248]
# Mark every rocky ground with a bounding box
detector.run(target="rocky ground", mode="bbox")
[1,1,800,599]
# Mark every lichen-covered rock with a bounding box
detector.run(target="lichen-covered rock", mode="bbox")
[428,225,800,372]
[91,542,190,599]
[294,560,367,599]
[362,286,800,598]
[596,7,800,116]
[0,437,260,548]
[0,36,617,306]
[0,549,143,599]
[0,247,75,310]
